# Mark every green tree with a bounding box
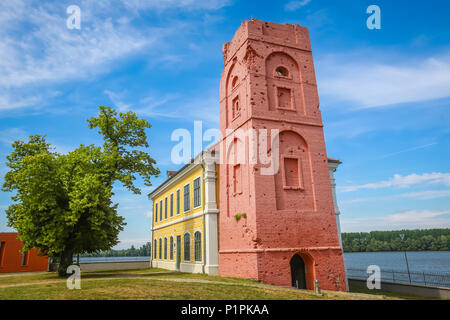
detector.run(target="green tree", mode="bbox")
[341,229,450,252]
[2,107,159,276]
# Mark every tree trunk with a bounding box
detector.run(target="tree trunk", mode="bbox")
[58,248,73,277]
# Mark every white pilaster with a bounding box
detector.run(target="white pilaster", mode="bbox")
[203,154,219,275]
[328,160,348,291]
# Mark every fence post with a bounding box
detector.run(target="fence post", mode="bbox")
[423,272,426,286]
[392,269,395,282]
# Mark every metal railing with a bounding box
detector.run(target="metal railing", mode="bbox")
[346,268,450,288]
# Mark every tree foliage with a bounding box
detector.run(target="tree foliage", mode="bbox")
[342,229,450,252]
[2,107,159,275]
[80,242,151,258]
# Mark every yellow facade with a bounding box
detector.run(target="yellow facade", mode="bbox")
[150,164,207,271]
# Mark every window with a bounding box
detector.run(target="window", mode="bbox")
[170,193,174,217]
[184,233,191,261]
[277,87,293,110]
[176,189,181,215]
[232,76,239,88]
[232,96,240,119]
[0,242,5,266]
[155,203,158,223]
[170,237,174,260]
[159,200,162,221]
[21,251,29,266]
[233,164,242,194]
[184,184,190,212]
[154,239,157,259]
[275,66,289,77]
[194,231,202,262]
[159,238,162,259]
[193,177,201,208]
[283,157,303,189]
[164,238,168,260]
[165,197,168,219]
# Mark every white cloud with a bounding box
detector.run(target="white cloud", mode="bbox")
[0,1,174,91]
[341,210,450,232]
[341,189,450,204]
[143,211,153,218]
[0,94,42,112]
[377,143,437,160]
[118,238,149,244]
[317,51,450,109]
[285,0,311,11]
[0,128,28,146]
[104,88,219,125]
[340,172,450,192]
[120,0,231,11]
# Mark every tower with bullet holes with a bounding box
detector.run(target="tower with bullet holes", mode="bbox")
[218,19,347,291]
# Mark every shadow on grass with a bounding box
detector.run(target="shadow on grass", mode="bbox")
[349,285,437,300]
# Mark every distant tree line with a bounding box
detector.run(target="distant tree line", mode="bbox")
[342,229,450,252]
[79,242,151,257]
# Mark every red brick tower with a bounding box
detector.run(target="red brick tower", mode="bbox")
[218,19,347,291]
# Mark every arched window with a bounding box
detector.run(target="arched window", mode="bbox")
[184,233,191,261]
[159,238,162,259]
[275,66,289,77]
[170,236,174,260]
[232,76,239,88]
[164,237,168,260]
[154,239,157,259]
[194,231,202,262]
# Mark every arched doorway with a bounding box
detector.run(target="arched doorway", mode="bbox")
[290,254,306,289]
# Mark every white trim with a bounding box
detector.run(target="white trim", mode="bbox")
[170,192,174,218]
[193,175,202,209]
[151,260,205,273]
[193,230,203,262]
[163,236,168,260]
[183,182,191,213]
[169,236,174,261]
[176,188,181,215]
[152,210,205,231]
[164,196,168,220]
[149,156,203,199]
[183,231,191,262]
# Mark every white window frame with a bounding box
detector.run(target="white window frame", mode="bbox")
[164,196,168,220]
[183,232,191,262]
[176,189,181,215]
[159,238,162,260]
[164,237,168,260]
[193,176,202,209]
[169,236,174,260]
[183,182,191,213]
[194,230,202,262]
[170,193,174,217]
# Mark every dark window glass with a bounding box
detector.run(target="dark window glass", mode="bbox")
[194,177,201,208]
[194,231,202,262]
[184,184,190,212]
[184,233,190,261]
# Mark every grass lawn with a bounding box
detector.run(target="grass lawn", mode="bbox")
[0,268,428,300]
[349,285,439,300]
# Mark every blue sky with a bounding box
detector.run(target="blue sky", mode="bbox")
[0,0,449,249]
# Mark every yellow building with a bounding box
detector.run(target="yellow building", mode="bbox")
[149,151,220,275]
[149,150,342,277]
